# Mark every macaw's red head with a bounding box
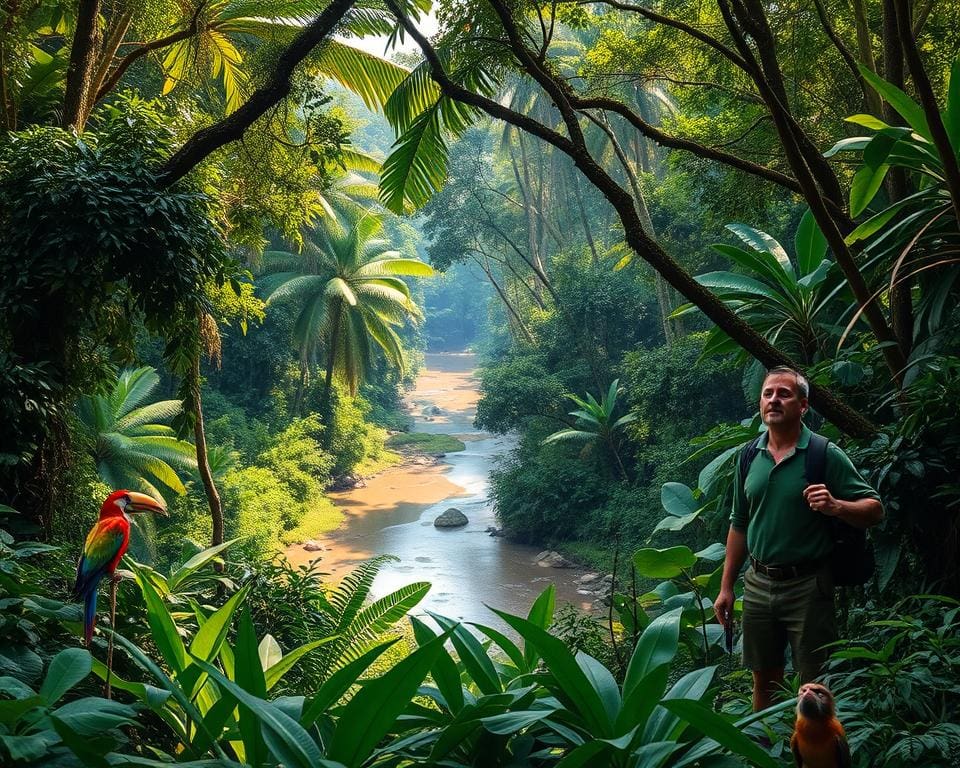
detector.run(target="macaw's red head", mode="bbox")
[100,490,168,519]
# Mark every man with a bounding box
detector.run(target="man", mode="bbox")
[713,366,883,711]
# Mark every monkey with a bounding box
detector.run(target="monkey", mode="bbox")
[790,683,851,768]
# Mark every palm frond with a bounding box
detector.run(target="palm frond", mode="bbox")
[114,401,183,433]
[313,40,409,113]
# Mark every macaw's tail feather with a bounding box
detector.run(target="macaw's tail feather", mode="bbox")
[83,586,99,647]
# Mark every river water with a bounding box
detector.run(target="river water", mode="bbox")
[284,352,592,628]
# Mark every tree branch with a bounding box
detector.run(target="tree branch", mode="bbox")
[810,0,872,109]
[95,3,207,104]
[157,0,358,187]
[385,0,878,437]
[719,0,906,382]
[894,0,960,226]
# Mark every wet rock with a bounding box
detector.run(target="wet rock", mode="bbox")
[422,405,443,416]
[434,508,468,528]
[302,540,324,552]
[578,572,602,585]
[534,550,575,569]
[486,526,504,537]
[329,473,366,491]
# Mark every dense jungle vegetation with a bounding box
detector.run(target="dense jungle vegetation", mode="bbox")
[2,0,960,766]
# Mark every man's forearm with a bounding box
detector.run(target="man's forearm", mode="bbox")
[834,497,884,529]
[721,526,749,591]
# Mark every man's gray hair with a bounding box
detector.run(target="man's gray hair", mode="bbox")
[765,366,809,398]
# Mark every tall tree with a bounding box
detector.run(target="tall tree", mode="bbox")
[259,209,432,430]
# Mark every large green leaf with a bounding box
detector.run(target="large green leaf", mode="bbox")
[50,697,137,736]
[860,64,932,141]
[411,617,464,713]
[695,272,784,304]
[726,224,794,278]
[104,630,227,761]
[264,636,338,692]
[167,538,242,592]
[622,607,683,701]
[658,699,777,768]
[380,104,448,213]
[429,613,501,695]
[132,566,187,672]
[492,610,612,737]
[850,163,890,217]
[643,666,716,742]
[794,209,828,275]
[300,638,398,727]
[193,658,322,768]
[315,40,410,113]
[327,631,451,766]
[525,584,555,667]
[228,608,266,768]
[190,585,250,666]
[661,483,697,517]
[633,547,697,579]
[39,649,91,705]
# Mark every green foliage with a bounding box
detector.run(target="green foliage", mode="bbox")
[385,431,465,453]
[475,355,569,434]
[675,217,848,370]
[259,208,432,395]
[76,367,197,502]
[845,355,960,594]
[543,379,636,481]
[491,431,610,543]
[0,97,231,503]
[826,59,960,349]
[825,595,960,767]
[0,647,139,766]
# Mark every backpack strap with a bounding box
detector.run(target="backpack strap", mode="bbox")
[804,433,829,486]
[738,435,763,500]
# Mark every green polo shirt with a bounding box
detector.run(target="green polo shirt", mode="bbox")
[730,425,880,565]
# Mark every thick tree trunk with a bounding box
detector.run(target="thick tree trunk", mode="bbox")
[882,0,914,354]
[191,351,223,546]
[319,303,342,449]
[850,0,884,115]
[63,0,101,131]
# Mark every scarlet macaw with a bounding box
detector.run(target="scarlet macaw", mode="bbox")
[73,490,167,646]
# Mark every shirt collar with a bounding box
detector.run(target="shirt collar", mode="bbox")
[756,423,811,451]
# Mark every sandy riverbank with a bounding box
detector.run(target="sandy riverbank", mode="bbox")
[282,355,479,569]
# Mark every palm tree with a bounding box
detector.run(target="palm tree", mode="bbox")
[543,380,636,482]
[258,209,433,425]
[76,367,197,501]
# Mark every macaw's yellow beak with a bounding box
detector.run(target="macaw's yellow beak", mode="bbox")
[127,491,168,517]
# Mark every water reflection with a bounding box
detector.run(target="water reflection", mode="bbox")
[287,353,594,628]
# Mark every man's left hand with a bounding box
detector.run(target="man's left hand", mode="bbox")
[803,484,841,516]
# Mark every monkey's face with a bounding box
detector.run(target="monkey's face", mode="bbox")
[797,683,835,719]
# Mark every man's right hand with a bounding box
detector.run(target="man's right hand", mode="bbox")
[714,587,735,626]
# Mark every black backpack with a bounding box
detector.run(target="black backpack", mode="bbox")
[739,432,874,587]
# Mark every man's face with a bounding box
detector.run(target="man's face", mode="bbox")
[760,373,807,427]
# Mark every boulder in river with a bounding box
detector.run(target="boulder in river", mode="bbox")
[534,550,575,568]
[434,508,468,528]
[486,526,504,537]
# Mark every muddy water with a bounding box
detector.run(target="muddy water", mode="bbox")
[284,352,594,628]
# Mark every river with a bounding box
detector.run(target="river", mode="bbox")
[283,352,593,628]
